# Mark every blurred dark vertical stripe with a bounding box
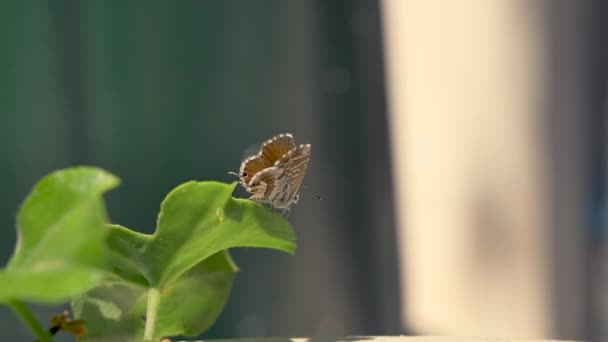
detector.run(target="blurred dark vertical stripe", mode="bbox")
[316,0,401,334]
[583,1,608,340]
[49,0,91,163]
[318,0,369,333]
[584,1,608,340]
[544,0,608,340]
[350,0,402,334]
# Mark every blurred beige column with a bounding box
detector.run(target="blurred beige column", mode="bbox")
[381,0,562,338]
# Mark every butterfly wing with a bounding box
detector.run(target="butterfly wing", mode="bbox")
[239,158,267,186]
[276,144,311,202]
[247,166,281,201]
[239,133,295,186]
[259,133,296,166]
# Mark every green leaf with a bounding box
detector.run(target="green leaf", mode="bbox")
[0,167,119,303]
[74,181,295,341]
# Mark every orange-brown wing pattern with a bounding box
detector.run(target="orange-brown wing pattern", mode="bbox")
[239,158,267,185]
[259,133,295,166]
[239,133,295,185]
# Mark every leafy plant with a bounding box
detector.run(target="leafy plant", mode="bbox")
[1,167,296,342]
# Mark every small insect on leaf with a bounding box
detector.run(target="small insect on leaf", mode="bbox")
[49,310,87,341]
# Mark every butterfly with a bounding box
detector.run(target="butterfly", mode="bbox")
[231,133,311,214]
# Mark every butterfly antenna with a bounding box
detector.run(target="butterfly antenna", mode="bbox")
[227,171,240,178]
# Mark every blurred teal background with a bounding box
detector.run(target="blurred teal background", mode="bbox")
[0,1,399,340]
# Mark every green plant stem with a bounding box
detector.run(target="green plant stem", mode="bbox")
[144,287,161,341]
[8,299,52,342]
